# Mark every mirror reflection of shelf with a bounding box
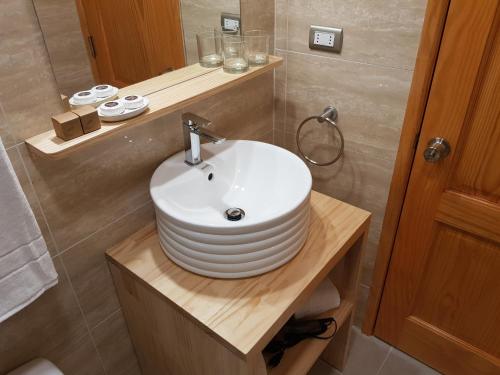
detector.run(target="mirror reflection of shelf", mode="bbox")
[25,56,282,159]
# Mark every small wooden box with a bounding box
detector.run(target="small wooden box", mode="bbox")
[52,112,84,141]
[72,105,101,134]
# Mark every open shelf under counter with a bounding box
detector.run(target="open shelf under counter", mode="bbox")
[25,56,282,159]
[106,191,371,375]
[268,301,354,375]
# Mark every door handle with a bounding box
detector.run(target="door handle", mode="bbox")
[423,137,451,163]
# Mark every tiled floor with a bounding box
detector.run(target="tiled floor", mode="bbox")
[307,327,441,375]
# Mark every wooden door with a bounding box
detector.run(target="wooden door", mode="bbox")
[77,0,185,87]
[375,1,500,374]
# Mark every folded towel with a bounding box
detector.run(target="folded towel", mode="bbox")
[0,139,58,323]
[294,278,341,319]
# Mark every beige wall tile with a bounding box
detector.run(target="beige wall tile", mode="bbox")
[0,103,15,149]
[0,258,90,373]
[354,284,370,328]
[274,49,416,289]
[186,72,274,140]
[49,334,105,375]
[62,203,154,328]
[275,132,397,214]
[0,0,64,143]
[274,51,287,138]
[284,52,412,160]
[241,0,275,51]
[287,0,426,69]
[32,0,95,96]
[91,311,141,375]
[258,130,274,144]
[275,0,288,50]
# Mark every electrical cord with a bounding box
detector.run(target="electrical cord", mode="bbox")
[312,317,338,340]
[264,317,339,368]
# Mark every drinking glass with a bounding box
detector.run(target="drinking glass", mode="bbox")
[243,30,270,66]
[196,30,223,68]
[222,36,249,74]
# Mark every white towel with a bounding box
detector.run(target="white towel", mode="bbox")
[0,139,58,323]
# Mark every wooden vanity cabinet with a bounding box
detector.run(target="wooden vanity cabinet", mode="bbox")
[106,191,370,375]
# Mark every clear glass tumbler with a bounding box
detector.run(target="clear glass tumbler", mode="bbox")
[222,36,249,74]
[244,30,270,66]
[197,30,223,68]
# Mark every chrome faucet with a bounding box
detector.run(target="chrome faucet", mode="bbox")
[182,113,225,165]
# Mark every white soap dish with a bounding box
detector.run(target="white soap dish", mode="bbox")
[97,96,149,122]
[69,85,119,108]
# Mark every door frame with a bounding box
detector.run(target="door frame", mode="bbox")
[362,0,451,335]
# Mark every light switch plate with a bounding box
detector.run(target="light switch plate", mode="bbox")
[309,25,343,53]
[221,13,241,33]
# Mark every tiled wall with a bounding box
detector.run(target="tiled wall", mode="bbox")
[0,0,274,374]
[273,0,427,325]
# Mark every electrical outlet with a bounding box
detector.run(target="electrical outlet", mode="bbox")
[314,31,335,47]
[309,25,343,53]
[221,13,240,32]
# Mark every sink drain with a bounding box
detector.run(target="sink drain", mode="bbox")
[225,208,245,221]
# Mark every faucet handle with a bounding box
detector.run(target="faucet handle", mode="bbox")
[182,112,212,128]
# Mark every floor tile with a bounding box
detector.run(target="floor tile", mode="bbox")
[307,327,391,375]
[342,328,391,375]
[308,359,341,375]
[378,348,441,375]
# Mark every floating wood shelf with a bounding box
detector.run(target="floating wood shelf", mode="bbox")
[25,56,283,159]
[107,191,371,375]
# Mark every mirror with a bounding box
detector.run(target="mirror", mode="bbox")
[32,0,241,97]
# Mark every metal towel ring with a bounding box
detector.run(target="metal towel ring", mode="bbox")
[296,106,344,166]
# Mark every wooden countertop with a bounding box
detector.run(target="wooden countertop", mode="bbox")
[106,191,371,359]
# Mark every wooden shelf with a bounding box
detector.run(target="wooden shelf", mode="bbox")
[267,301,354,375]
[25,56,283,159]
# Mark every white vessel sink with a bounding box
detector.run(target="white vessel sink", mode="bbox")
[150,140,312,278]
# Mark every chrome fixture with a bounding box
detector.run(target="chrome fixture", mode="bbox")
[182,113,225,165]
[296,106,345,166]
[424,137,451,163]
[224,207,245,221]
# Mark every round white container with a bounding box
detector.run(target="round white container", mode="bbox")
[99,100,125,116]
[92,84,115,98]
[72,90,97,105]
[122,95,145,110]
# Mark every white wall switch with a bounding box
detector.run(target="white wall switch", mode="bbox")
[309,25,343,53]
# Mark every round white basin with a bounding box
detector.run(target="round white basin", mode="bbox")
[150,140,312,278]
